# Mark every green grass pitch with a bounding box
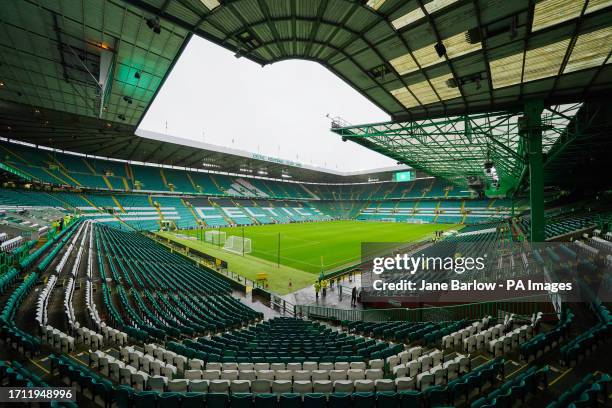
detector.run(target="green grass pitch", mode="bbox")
[161,221,459,294]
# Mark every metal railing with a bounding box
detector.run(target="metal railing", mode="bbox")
[295,294,553,322]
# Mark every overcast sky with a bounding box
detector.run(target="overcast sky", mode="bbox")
[138,36,398,172]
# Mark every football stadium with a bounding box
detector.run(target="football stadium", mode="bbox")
[0,0,611,407]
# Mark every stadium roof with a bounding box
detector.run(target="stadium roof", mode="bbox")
[0,0,190,127]
[123,0,612,121]
[132,129,411,182]
[3,0,610,128]
[331,103,575,191]
[332,100,611,193]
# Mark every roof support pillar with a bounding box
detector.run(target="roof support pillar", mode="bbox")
[524,100,545,242]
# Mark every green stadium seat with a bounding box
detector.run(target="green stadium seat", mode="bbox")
[467,374,482,395]
[376,392,399,408]
[470,397,487,408]
[133,391,158,408]
[449,379,468,404]
[569,389,594,408]
[207,393,230,408]
[303,393,326,408]
[279,393,301,408]
[112,385,133,408]
[231,393,254,408]
[329,392,351,408]
[353,392,375,408]
[254,393,277,408]
[182,392,206,408]
[425,386,448,407]
[491,388,512,408]
[93,378,113,408]
[158,392,182,408]
[399,391,421,408]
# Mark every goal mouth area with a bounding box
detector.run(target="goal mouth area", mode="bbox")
[223,235,252,255]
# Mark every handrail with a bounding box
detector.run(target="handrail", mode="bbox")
[296,293,553,322]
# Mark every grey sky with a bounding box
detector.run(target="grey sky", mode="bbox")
[139,36,398,172]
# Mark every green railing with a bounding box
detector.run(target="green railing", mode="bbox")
[0,162,32,181]
[320,263,361,281]
[295,294,553,322]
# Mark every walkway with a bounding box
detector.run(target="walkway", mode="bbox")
[282,273,364,310]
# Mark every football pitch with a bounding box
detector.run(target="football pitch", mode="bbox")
[160,220,459,294]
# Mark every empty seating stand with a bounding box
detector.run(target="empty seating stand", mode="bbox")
[169,317,401,365]
[520,311,573,362]
[471,365,549,408]
[560,302,611,366]
[49,349,513,408]
[94,224,262,339]
[0,220,81,356]
[546,372,610,408]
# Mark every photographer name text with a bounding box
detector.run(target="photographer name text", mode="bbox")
[373,279,572,293]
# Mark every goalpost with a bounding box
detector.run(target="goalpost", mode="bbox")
[406,218,425,224]
[223,235,252,255]
[205,230,226,245]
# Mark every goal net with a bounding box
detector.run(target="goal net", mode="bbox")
[205,230,226,245]
[223,235,252,255]
[406,218,425,224]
